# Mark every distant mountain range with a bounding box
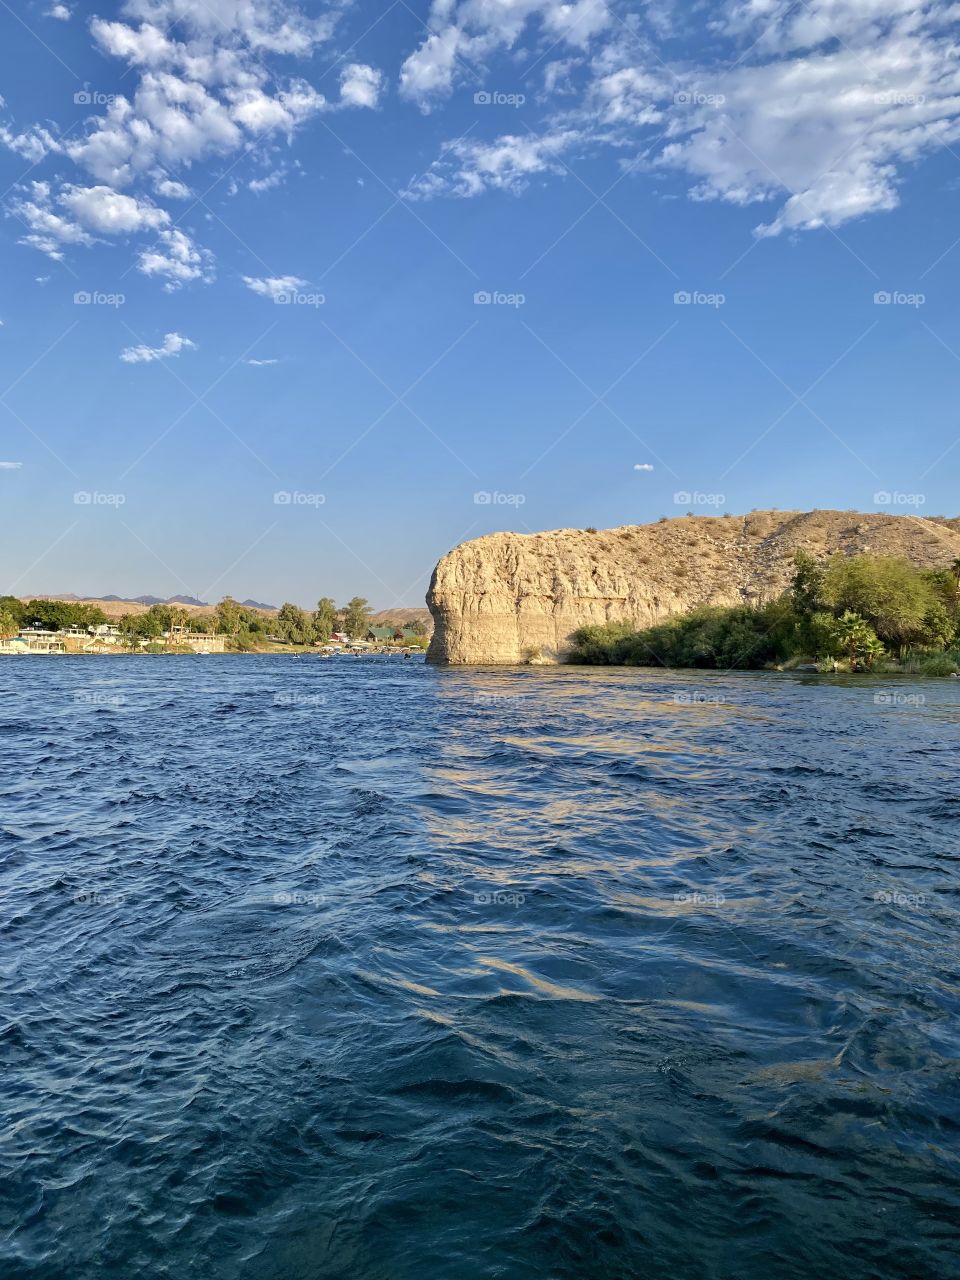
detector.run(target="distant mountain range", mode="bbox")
[20,593,279,610]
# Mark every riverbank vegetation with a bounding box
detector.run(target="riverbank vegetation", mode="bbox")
[0,597,109,637]
[0,594,428,653]
[568,553,960,675]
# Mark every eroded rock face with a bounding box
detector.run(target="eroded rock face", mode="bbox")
[426,509,960,665]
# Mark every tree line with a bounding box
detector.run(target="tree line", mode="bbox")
[0,597,109,639]
[215,596,424,647]
[0,594,427,650]
[569,553,960,675]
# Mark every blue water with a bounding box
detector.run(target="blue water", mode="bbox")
[1,655,958,1279]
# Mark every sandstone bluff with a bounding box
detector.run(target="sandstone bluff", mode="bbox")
[425,510,960,665]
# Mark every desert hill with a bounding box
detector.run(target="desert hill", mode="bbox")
[426,510,960,664]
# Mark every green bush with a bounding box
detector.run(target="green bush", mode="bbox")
[567,551,960,674]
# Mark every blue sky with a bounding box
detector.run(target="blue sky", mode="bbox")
[1,0,959,609]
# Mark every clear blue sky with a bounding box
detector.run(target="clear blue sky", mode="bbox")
[1,0,958,608]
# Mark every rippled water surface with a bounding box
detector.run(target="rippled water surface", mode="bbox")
[2,655,959,1279]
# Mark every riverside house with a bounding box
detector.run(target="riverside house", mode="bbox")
[0,627,66,654]
[163,626,226,654]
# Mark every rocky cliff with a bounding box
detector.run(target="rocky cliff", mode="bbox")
[426,510,960,665]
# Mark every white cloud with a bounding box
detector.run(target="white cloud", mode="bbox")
[339,64,384,110]
[60,184,169,233]
[10,182,93,259]
[242,274,306,299]
[120,332,196,363]
[153,174,192,199]
[90,18,175,65]
[0,99,62,163]
[0,461,23,469]
[46,3,72,18]
[245,357,279,365]
[66,11,341,188]
[121,0,338,55]
[399,0,610,107]
[653,16,960,236]
[406,130,581,198]
[634,463,654,471]
[138,228,215,289]
[10,181,175,259]
[248,166,287,193]
[0,1,375,281]
[408,0,960,235]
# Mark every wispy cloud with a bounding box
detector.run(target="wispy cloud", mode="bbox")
[404,0,960,236]
[243,275,306,300]
[0,461,24,469]
[120,332,196,364]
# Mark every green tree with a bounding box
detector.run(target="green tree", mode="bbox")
[0,608,19,640]
[831,611,884,670]
[790,550,825,615]
[276,602,311,644]
[0,595,24,626]
[18,600,106,631]
[920,600,956,649]
[312,596,337,643]
[821,555,938,654]
[342,596,372,638]
[215,596,242,636]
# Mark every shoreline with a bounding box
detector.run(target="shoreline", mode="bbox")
[0,648,427,657]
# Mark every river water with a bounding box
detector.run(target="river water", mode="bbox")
[1,656,958,1279]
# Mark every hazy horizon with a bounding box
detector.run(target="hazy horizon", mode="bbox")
[2,0,958,607]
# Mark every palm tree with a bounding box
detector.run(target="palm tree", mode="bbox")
[832,611,883,671]
[951,558,960,599]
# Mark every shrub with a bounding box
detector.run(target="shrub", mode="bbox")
[899,651,959,676]
[567,553,960,674]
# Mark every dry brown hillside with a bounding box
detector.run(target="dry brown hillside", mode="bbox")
[426,509,960,665]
